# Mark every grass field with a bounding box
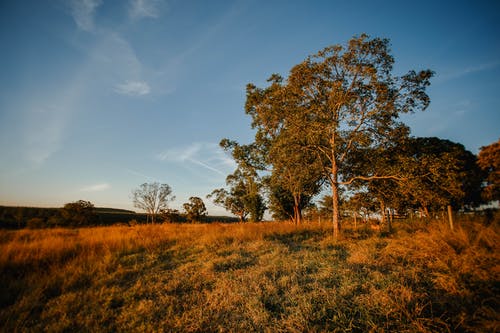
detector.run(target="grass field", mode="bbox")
[0,217,498,332]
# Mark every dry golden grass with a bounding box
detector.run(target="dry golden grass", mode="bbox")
[0,217,498,332]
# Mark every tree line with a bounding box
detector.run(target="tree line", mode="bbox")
[204,34,499,238]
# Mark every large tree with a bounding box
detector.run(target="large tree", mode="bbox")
[246,34,433,238]
[132,182,175,223]
[245,75,325,225]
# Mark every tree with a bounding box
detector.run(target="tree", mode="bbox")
[161,208,183,223]
[61,200,96,226]
[208,168,266,222]
[208,187,247,222]
[132,182,175,223]
[398,137,482,212]
[265,179,314,222]
[183,197,207,223]
[245,34,433,238]
[245,77,325,224]
[477,138,500,202]
[208,140,266,222]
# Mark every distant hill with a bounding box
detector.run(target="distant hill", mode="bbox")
[0,205,239,228]
[94,207,137,214]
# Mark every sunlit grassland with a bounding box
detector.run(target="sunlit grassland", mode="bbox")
[0,218,498,332]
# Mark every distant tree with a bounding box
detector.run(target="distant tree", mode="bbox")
[245,34,433,238]
[183,197,207,223]
[161,208,183,223]
[318,195,333,219]
[132,182,175,223]
[208,187,247,222]
[13,207,25,228]
[26,217,45,229]
[61,200,96,227]
[265,179,311,222]
[208,168,266,222]
[344,192,378,224]
[47,215,64,228]
[477,138,500,202]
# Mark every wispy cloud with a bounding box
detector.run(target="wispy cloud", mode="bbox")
[129,0,163,20]
[124,168,158,181]
[437,61,500,83]
[80,183,110,192]
[114,80,151,96]
[157,142,236,176]
[23,106,66,165]
[69,0,102,32]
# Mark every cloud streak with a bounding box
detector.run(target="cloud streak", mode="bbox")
[157,142,236,176]
[114,80,151,96]
[437,61,500,83]
[80,183,110,192]
[129,0,163,20]
[69,0,102,32]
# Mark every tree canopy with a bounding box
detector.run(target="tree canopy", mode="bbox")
[477,138,500,202]
[132,182,175,223]
[183,197,207,223]
[245,34,433,238]
[61,200,96,227]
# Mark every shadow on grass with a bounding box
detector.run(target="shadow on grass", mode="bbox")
[265,228,326,252]
[211,249,257,272]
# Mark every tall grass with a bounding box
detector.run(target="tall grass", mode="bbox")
[0,217,498,332]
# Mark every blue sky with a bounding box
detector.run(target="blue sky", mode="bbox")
[0,0,499,214]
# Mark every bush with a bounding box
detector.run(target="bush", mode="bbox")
[26,217,45,229]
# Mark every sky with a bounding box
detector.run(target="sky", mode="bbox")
[0,0,499,215]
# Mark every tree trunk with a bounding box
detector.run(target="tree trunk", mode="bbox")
[331,161,341,239]
[447,205,454,231]
[388,208,393,233]
[379,200,386,226]
[293,196,301,226]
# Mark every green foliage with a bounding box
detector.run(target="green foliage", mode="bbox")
[243,191,266,222]
[208,169,266,222]
[208,141,267,222]
[397,137,483,212]
[244,34,433,238]
[183,197,207,223]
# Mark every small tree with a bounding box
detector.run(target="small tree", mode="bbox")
[61,200,96,227]
[209,140,267,222]
[161,208,183,223]
[183,197,207,223]
[132,182,175,223]
[208,187,247,222]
